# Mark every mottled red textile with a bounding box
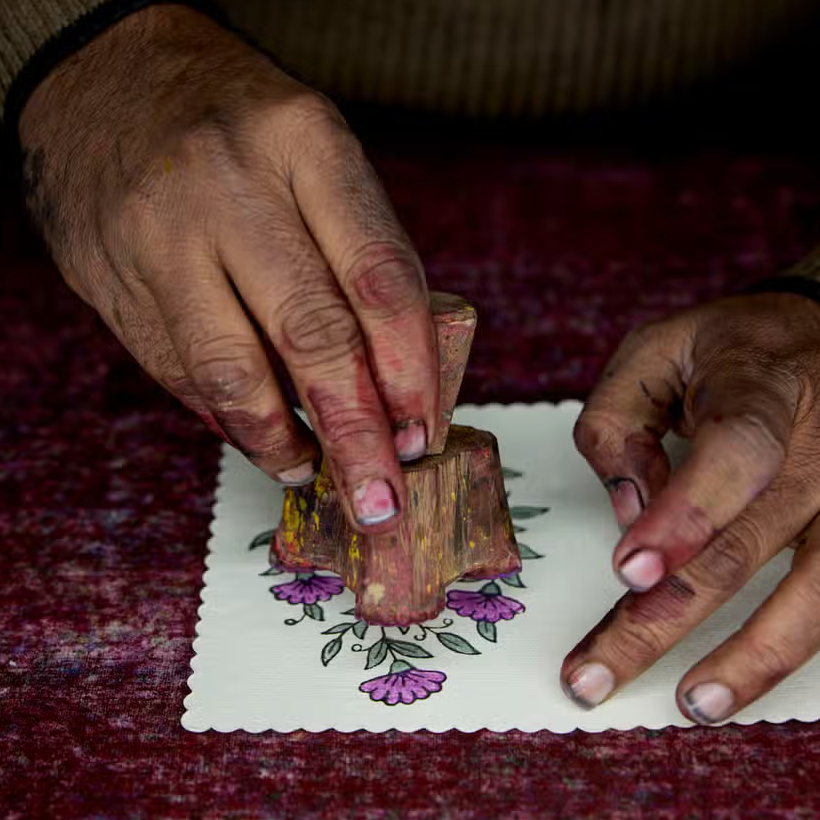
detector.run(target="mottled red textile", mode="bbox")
[3,115,820,819]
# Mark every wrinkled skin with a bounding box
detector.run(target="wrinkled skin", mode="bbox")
[566,291,820,723]
[18,5,438,534]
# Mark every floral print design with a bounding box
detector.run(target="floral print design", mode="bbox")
[360,661,446,705]
[446,582,525,623]
[253,464,548,704]
[271,574,345,605]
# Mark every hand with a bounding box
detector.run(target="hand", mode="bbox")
[18,6,438,532]
[565,290,820,723]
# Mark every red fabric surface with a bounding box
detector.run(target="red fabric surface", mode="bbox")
[3,115,820,818]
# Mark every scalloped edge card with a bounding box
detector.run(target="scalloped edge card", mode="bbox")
[183,402,816,733]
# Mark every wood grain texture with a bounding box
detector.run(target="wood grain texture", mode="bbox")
[428,292,476,455]
[272,425,520,625]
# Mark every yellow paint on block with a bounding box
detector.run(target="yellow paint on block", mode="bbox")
[162,156,173,174]
[314,470,332,499]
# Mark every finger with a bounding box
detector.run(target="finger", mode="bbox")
[614,358,795,592]
[676,515,820,724]
[560,463,817,710]
[142,250,320,484]
[87,271,229,437]
[574,321,687,530]
[220,204,405,532]
[288,112,438,460]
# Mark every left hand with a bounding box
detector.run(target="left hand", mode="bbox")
[563,290,820,723]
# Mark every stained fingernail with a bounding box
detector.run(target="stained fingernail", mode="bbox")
[275,462,318,487]
[682,681,735,725]
[605,477,645,530]
[394,421,427,462]
[353,479,399,526]
[618,548,665,591]
[563,662,616,709]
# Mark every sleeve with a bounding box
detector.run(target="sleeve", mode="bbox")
[748,250,820,303]
[0,0,224,133]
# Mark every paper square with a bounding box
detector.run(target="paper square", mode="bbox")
[183,402,817,732]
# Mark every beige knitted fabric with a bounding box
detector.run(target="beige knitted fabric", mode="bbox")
[0,0,108,109]
[225,0,817,116]
[1,0,819,123]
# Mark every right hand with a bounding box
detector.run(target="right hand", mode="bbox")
[18,5,438,532]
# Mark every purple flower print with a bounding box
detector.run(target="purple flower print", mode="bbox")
[360,660,446,705]
[447,581,525,623]
[272,574,344,605]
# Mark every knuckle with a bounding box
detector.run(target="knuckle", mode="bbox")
[185,336,269,408]
[175,117,242,170]
[346,242,424,317]
[622,319,664,348]
[314,406,381,451]
[620,315,690,361]
[605,618,667,668]
[686,525,757,594]
[282,91,344,129]
[278,296,363,367]
[726,411,787,460]
[278,92,349,159]
[745,637,795,685]
[307,386,383,452]
[241,427,305,466]
[573,411,619,461]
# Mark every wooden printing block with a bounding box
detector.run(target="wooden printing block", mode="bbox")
[270,293,520,625]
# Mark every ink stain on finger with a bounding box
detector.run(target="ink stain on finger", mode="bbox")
[623,575,696,625]
[561,607,618,670]
[639,379,667,410]
[603,476,646,509]
[603,476,646,530]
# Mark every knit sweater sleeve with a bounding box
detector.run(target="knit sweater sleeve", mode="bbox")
[745,247,820,304]
[1,0,116,123]
[0,0,221,132]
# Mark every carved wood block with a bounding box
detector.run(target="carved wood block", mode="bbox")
[428,293,476,455]
[272,425,520,625]
[270,291,519,625]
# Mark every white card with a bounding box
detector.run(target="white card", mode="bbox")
[183,402,817,733]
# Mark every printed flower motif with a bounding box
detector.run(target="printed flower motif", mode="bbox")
[447,581,525,623]
[271,573,344,605]
[360,660,446,705]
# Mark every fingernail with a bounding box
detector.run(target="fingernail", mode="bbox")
[605,477,645,530]
[682,681,735,724]
[618,548,665,592]
[353,479,399,526]
[275,462,318,487]
[394,421,427,462]
[563,662,616,709]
